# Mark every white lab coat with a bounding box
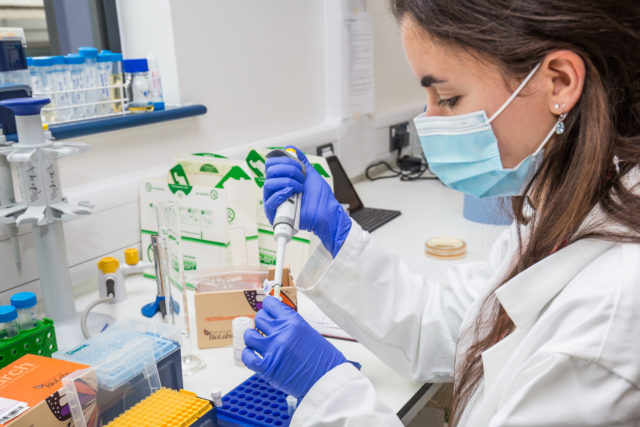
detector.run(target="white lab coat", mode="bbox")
[290,202,640,426]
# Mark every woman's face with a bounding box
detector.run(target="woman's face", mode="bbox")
[401,17,557,168]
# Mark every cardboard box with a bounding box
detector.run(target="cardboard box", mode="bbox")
[0,354,88,427]
[139,178,231,271]
[139,154,260,273]
[193,267,297,349]
[174,154,260,266]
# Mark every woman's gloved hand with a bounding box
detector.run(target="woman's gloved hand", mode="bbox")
[263,145,352,257]
[242,296,347,399]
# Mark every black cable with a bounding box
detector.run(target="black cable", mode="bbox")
[365,147,438,182]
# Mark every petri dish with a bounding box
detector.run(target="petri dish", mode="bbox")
[425,237,467,259]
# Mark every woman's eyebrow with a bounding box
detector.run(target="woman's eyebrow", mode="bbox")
[421,75,446,87]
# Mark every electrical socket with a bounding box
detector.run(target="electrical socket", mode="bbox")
[389,122,410,152]
[316,142,335,157]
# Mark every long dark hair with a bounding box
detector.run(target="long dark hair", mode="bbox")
[391,0,640,423]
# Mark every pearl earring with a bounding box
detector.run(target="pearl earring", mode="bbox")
[554,103,560,110]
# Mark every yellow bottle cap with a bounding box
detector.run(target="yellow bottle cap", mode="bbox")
[124,248,139,265]
[98,257,119,274]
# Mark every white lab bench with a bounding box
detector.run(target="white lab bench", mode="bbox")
[73,177,507,425]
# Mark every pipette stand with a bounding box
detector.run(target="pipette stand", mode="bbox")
[0,97,110,347]
[0,129,22,272]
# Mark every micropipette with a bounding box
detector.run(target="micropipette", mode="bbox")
[265,148,306,299]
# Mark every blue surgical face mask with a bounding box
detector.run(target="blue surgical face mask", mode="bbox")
[413,63,564,198]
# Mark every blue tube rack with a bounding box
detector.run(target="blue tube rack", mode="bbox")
[216,375,292,427]
[216,362,361,426]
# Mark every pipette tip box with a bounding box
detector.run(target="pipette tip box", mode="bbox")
[105,388,216,427]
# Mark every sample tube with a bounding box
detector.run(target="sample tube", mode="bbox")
[49,56,72,122]
[65,54,86,120]
[0,305,19,339]
[31,56,56,123]
[78,47,98,117]
[108,52,124,112]
[96,51,112,115]
[286,395,298,416]
[26,56,36,83]
[10,291,38,330]
[232,316,253,367]
[210,389,223,407]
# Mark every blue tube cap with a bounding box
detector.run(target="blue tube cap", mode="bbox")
[0,97,51,116]
[97,51,110,63]
[0,305,17,323]
[78,46,98,58]
[50,56,65,66]
[10,292,37,309]
[97,51,122,63]
[64,54,84,65]
[32,56,53,67]
[122,58,149,73]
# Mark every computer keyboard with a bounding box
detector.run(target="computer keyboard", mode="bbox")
[350,207,401,233]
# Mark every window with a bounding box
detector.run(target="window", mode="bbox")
[0,0,121,56]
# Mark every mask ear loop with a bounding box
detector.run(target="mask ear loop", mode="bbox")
[487,62,542,125]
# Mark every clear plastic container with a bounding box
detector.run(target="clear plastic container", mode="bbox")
[122,58,153,113]
[49,56,72,122]
[62,337,162,425]
[78,46,98,116]
[65,54,86,120]
[10,291,38,330]
[190,266,267,293]
[0,305,19,339]
[30,56,56,122]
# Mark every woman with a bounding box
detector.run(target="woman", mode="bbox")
[242,0,640,425]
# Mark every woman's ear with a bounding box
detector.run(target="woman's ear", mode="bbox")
[540,50,585,116]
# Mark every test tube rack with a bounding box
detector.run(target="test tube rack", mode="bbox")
[216,375,292,427]
[0,318,57,369]
[33,82,129,126]
[217,361,362,427]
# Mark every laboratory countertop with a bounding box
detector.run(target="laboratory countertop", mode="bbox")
[73,177,507,419]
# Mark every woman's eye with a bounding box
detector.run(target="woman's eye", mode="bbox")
[437,96,460,109]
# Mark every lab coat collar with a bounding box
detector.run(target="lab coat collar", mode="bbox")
[494,238,615,329]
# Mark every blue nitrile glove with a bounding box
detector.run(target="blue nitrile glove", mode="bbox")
[263,145,352,257]
[242,296,347,399]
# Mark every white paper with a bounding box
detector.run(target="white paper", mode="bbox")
[342,11,375,116]
[0,397,29,424]
[298,293,354,341]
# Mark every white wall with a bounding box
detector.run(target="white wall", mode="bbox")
[0,0,424,301]
[368,0,424,112]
